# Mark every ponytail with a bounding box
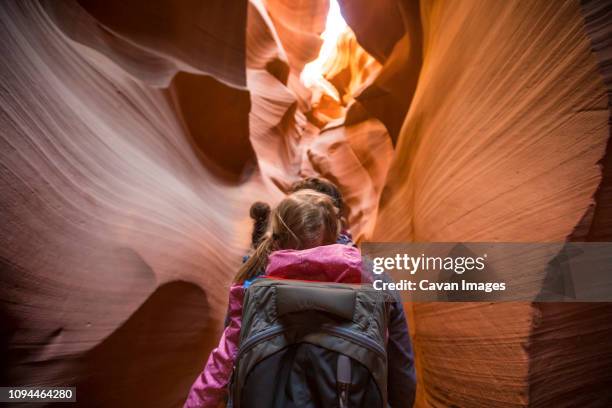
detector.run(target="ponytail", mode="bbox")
[249,201,271,249]
[234,234,275,283]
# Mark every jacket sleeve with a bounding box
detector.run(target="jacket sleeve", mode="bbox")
[375,269,416,408]
[362,263,417,407]
[184,286,244,408]
[387,300,417,407]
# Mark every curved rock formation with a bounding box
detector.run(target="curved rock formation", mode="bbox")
[372,0,612,407]
[0,2,263,405]
[1,0,611,407]
[341,0,423,143]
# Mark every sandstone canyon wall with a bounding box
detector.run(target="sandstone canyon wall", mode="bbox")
[370,0,612,407]
[1,0,611,407]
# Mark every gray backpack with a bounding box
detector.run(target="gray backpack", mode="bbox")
[229,278,389,408]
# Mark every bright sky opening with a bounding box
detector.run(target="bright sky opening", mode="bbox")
[300,0,348,100]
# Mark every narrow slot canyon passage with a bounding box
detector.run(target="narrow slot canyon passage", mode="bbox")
[1,0,611,407]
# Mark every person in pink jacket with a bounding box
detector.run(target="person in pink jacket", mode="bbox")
[184,189,417,407]
[184,189,343,408]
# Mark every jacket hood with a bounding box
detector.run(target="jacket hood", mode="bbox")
[265,243,368,283]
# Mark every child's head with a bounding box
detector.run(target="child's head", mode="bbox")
[249,177,346,248]
[289,177,345,217]
[236,190,340,283]
[271,189,340,249]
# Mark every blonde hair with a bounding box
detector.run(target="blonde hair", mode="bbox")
[234,190,341,283]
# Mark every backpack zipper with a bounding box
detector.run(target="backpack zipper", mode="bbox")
[237,324,385,360]
[237,324,285,358]
[319,325,386,358]
[337,354,351,408]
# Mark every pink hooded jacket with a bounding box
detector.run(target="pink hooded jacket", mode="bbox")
[183,244,364,408]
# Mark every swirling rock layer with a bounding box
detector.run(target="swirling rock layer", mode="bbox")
[373,0,612,406]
